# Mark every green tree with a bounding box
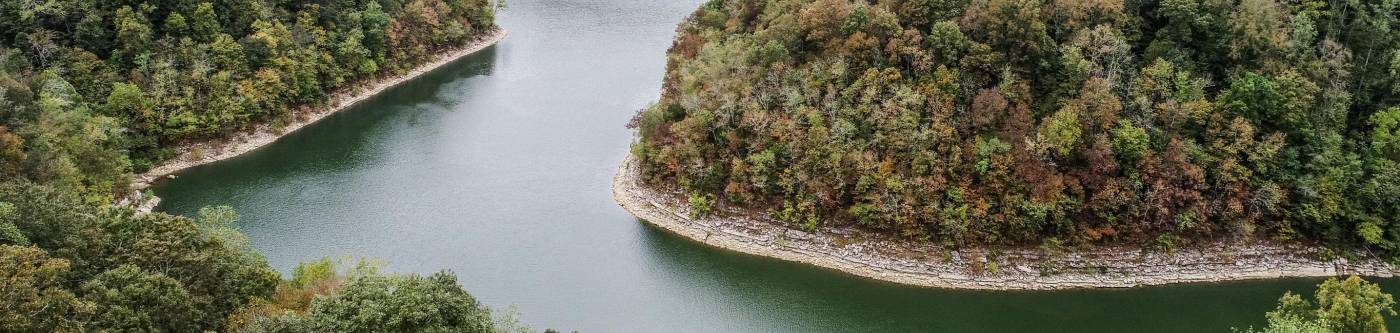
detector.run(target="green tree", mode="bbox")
[1221,72,1283,128]
[361,1,391,61]
[0,127,24,179]
[305,271,498,333]
[1110,120,1150,163]
[630,0,1400,252]
[1041,107,1083,156]
[80,264,201,332]
[1248,277,1397,333]
[1373,107,1400,160]
[190,2,221,41]
[112,6,153,65]
[0,202,25,244]
[234,261,525,333]
[0,245,93,332]
[74,14,113,55]
[163,12,189,38]
[1315,277,1398,333]
[1228,0,1291,65]
[104,82,149,123]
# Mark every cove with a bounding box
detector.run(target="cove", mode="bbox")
[150,0,1400,331]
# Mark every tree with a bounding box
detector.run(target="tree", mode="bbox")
[209,33,247,73]
[1373,107,1400,160]
[1110,120,1149,163]
[961,0,1053,71]
[0,245,94,332]
[0,202,24,244]
[361,0,391,61]
[1148,0,1233,75]
[80,264,201,332]
[1041,107,1083,156]
[798,0,851,51]
[928,20,967,64]
[1228,0,1291,65]
[305,271,497,333]
[113,6,153,65]
[18,72,130,201]
[191,2,221,42]
[74,14,112,56]
[163,12,189,38]
[104,82,149,123]
[0,182,282,332]
[1221,72,1283,128]
[1246,276,1397,333]
[0,126,24,178]
[232,260,524,333]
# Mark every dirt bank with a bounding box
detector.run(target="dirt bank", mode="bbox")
[612,154,1398,290]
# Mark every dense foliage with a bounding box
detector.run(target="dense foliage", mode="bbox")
[1,0,498,203]
[1,183,534,332]
[0,0,510,331]
[229,259,533,333]
[1242,276,1397,333]
[631,0,1400,254]
[0,182,279,332]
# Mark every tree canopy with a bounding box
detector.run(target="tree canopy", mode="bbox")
[1,0,498,202]
[0,182,279,332]
[0,182,537,332]
[1242,276,1397,333]
[229,258,534,333]
[0,0,510,330]
[631,0,1400,256]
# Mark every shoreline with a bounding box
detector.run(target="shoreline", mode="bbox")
[128,28,507,205]
[611,154,1399,290]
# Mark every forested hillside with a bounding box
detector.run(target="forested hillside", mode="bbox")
[0,0,512,331]
[1,185,527,332]
[631,0,1400,256]
[1,0,497,203]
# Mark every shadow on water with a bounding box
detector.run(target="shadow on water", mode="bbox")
[149,46,501,205]
[636,219,1399,332]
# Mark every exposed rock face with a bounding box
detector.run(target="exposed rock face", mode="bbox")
[612,154,1398,290]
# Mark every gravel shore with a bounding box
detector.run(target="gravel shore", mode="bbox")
[612,154,1399,290]
[131,28,507,193]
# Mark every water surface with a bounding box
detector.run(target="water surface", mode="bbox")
[153,0,1399,331]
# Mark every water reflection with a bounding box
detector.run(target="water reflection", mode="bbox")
[636,219,1369,332]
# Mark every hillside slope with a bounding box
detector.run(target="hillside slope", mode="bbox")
[630,0,1400,257]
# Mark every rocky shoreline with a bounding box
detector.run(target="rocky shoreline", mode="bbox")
[611,154,1400,290]
[124,28,507,210]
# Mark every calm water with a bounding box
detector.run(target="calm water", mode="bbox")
[152,0,1399,331]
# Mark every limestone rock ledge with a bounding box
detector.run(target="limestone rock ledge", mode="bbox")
[611,154,1397,290]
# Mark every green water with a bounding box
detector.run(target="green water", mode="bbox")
[150,0,1399,331]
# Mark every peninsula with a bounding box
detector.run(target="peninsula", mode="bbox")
[617,0,1400,289]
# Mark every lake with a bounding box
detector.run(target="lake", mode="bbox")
[151,0,1399,331]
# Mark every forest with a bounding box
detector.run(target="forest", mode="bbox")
[2,184,528,332]
[0,0,520,331]
[630,0,1400,256]
[1,0,497,203]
